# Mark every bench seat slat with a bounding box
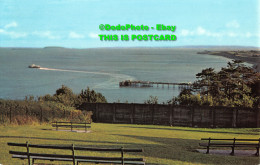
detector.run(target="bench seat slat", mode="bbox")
[12,155,145,165]
[52,125,91,128]
[10,151,144,161]
[201,138,260,141]
[7,143,143,152]
[12,155,27,159]
[77,159,145,165]
[8,143,143,152]
[12,155,73,161]
[52,122,91,124]
[8,143,72,150]
[199,143,258,147]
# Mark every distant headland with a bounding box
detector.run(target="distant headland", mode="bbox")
[197,49,260,72]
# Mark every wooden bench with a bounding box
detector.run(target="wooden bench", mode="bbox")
[8,141,145,165]
[52,121,91,132]
[199,138,260,156]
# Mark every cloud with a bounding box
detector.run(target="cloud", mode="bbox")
[4,21,18,29]
[0,28,27,38]
[197,27,206,35]
[226,20,240,28]
[32,31,60,39]
[180,29,191,36]
[0,21,26,38]
[197,27,222,37]
[7,31,27,38]
[69,31,85,39]
[180,27,222,38]
[179,26,259,39]
[89,32,99,39]
[227,32,237,37]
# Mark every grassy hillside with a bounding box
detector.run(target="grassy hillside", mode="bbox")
[0,123,259,165]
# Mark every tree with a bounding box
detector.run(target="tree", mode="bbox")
[55,85,74,96]
[78,87,107,104]
[179,88,192,96]
[144,96,158,104]
[178,93,202,106]
[53,85,77,107]
[40,86,107,107]
[173,60,260,108]
[194,68,219,96]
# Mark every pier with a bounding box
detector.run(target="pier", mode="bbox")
[119,80,192,89]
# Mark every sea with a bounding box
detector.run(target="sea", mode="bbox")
[0,47,239,103]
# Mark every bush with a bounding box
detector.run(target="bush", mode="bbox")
[144,96,158,104]
[0,99,93,125]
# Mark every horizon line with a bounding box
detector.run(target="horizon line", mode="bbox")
[0,45,259,49]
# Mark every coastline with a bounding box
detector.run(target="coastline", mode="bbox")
[198,50,260,72]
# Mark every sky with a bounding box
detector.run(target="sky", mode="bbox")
[0,0,259,48]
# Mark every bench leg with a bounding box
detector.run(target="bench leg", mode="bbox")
[255,147,259,156]
[206,146,209,154]
[230,147,234,156]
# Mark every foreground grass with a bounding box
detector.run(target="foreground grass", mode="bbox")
[0,123,259,165]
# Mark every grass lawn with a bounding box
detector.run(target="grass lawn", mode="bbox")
[0,123,259,165]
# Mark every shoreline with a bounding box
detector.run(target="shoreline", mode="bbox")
[198,50,260,72]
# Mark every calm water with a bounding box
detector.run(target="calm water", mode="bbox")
[0,47,232,103]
